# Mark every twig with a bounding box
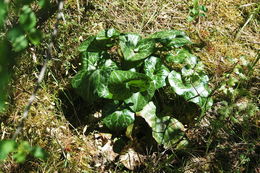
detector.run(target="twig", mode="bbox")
[12,0,65,140]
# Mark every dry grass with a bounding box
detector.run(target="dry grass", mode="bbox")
[1,0,259,172]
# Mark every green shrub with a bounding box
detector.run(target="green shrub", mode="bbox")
[0,0,46,112]
[72,28,213,149]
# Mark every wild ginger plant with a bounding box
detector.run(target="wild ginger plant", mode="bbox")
[72,28,213,149]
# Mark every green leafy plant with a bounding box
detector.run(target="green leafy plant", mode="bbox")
[218,56,258,100]
[0,140,48,163]
[216,55,259,130]
[72,28,213,148]
[9,5,41,50]
[0,0,49,166]
[187,0,207,22]
[0,0,46,112]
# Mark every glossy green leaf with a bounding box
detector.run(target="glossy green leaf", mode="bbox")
[139,102,186,148]
[108,70,151,100]
[72,52,117,101]
[144,56,169,89]
[81,51,100,70]
[166,49,197,68]
[78,36,95,52]
[175,139,189,150]
[19,5,37,32]
[72,58,118,102]
[103,109,135,131]
[88,39,115,52]
[119,34,155,61]
[124,86,155,112]
[168,38,192,47]
[168,70,208,96]
[0,140,17,160]
[96,28,120,40]
[166,48,212,110]
[71,70,94,100]
[78,32,117,53]
[168,70,212,109]
[88,69,113,99]
[150,30,191,48]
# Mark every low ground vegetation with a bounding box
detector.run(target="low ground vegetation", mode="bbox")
[0,0,259,172]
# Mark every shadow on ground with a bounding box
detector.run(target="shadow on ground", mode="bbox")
[58,87,109,135]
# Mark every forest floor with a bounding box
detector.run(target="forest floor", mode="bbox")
[1,0,259,172]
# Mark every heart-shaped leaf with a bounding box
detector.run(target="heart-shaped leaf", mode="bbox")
[124,86,155,112]
[88,39,116,52]
[166,49,197,68]
[103,108,135,131]
[168,70,212,109]
[71,70,98,102]
[81,51,100,70]
[144,56,170,89]
[96,28,120,40]
[108,70,151,100]
[139,102,186,149]
[119,34,155,61]
[150,30,191,48]
[72,54,118,103]
[78,36,95,52]
[79,35,115,52]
